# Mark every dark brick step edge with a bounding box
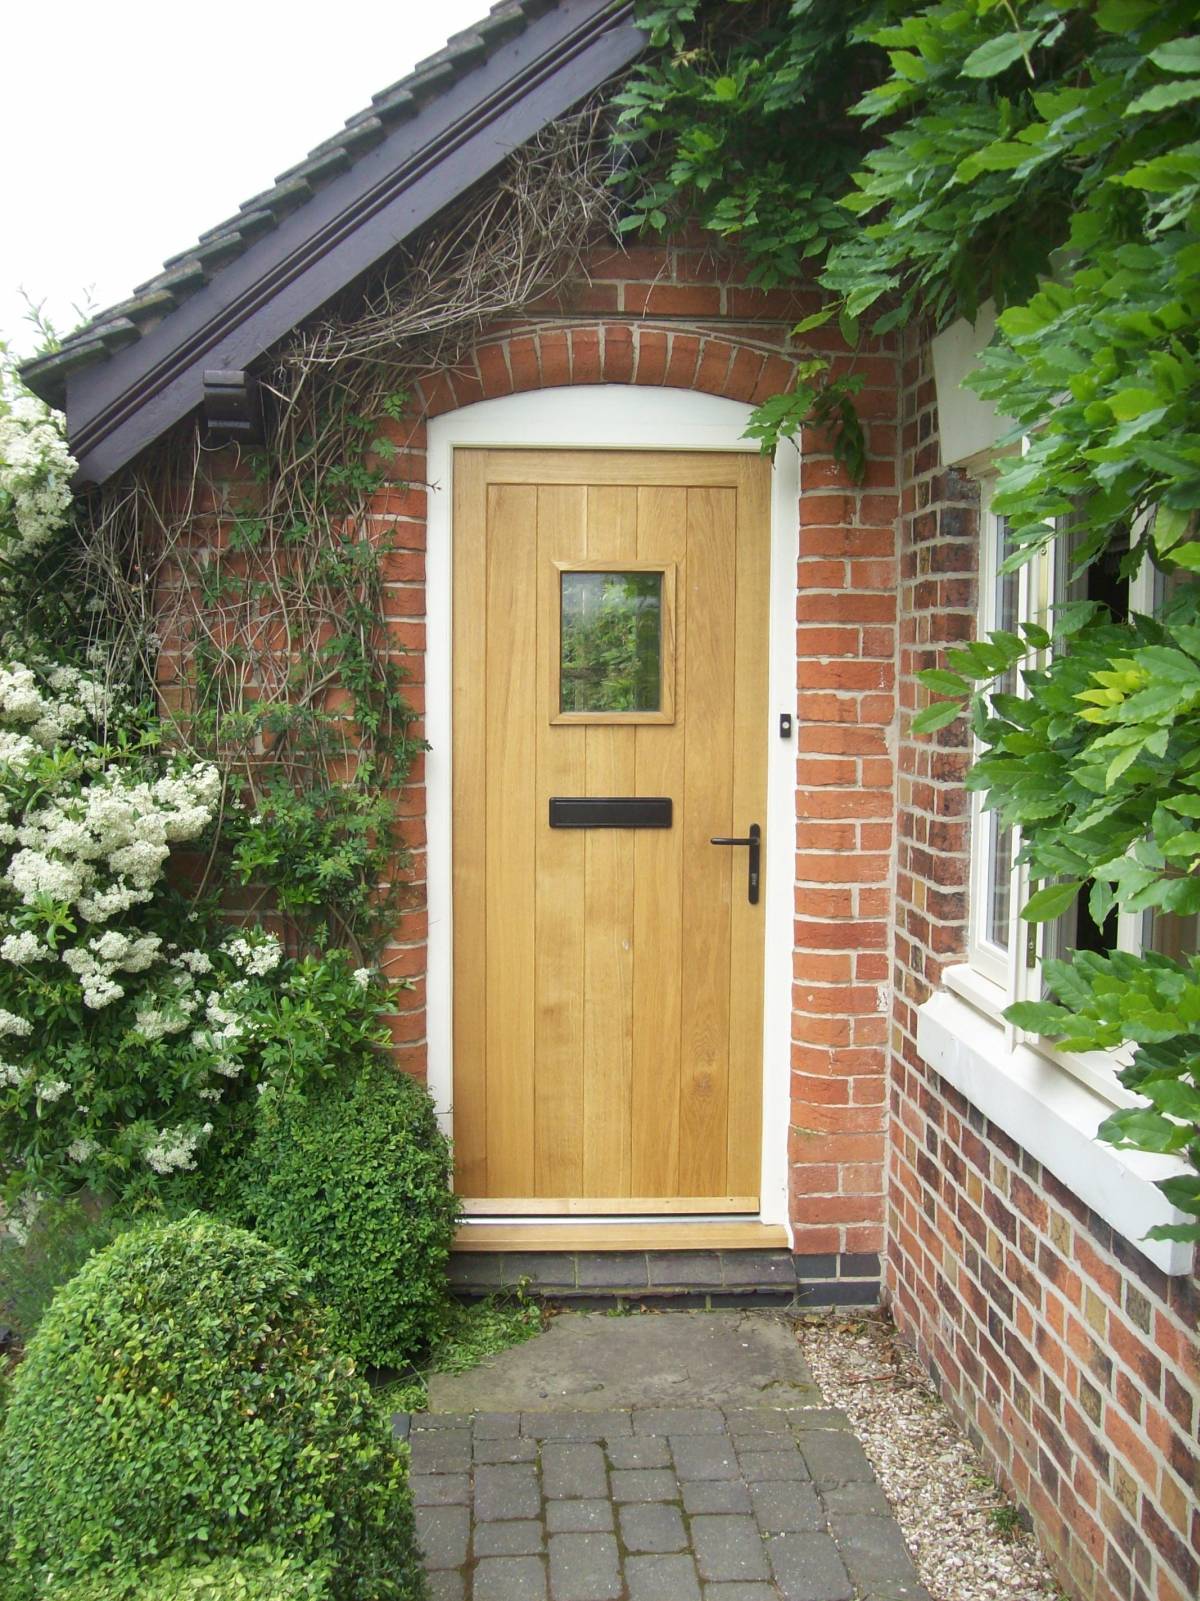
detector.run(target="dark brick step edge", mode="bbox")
[448,1250,880,1308]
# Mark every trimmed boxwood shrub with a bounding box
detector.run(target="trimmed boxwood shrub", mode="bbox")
[235,1064,459,1367]
[44,1549,330,1601]
[0,1216,425,1601]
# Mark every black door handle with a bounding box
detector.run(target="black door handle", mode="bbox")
[709,822,761,905]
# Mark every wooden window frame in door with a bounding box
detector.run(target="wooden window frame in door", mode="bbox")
[550,559,677,726]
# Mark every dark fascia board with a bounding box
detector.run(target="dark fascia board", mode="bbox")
[63,1,641,485]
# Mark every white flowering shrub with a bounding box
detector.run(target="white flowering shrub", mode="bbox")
[0,392,75,563]
[0,658,394,1233]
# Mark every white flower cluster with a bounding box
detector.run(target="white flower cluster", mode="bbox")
[0,395,75,560]
[0,1007,32,1037]
[224,931,282,977]
[142,1122,211,1174]
[61,931,163,1009]
[0,1189,43,1246]
[0,930,48,963]
[0,662,112,780]
[6,760,221,923]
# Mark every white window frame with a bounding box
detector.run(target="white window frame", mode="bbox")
[928,452,1194,1273]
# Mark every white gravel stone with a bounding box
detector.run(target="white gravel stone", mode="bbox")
[796,1312,1062,1601]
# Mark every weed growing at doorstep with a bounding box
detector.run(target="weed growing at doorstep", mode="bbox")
[372,1287,545,1418]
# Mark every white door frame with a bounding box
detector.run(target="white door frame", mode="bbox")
[424,386,798,1237]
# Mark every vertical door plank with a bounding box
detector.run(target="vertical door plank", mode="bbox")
[582,483,638,1196]
[451,450,489,1192]
[678,486,737,1196]
[534,485,588,1194]
[484,481,539,1193]
[631,485,687,1197]
[727,458,771,1196]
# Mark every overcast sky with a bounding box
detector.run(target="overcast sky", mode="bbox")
[3,0,490,360]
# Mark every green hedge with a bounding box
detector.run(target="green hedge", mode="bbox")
[0,1215,425,1601]
[235,1064,459,1367]
[42,1549,330,1601]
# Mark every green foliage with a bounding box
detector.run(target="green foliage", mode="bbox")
[226,777,413,952]
[163,389,425,960]
[623,0,1200,1238]
[0,1195,129,1346]
[0,1215,424,1601]
[43,1548,331,1601]
[615,1,879,469]
[371,1288,545,1416]
[230,1064,460,1368]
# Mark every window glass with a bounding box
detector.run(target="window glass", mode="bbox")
[987,515,1018,948]
[986,811,1013,952]
[560,571,662,714]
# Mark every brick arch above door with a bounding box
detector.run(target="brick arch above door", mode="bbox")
[410,322,804,420]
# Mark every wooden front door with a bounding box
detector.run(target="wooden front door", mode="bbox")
[452,448,770,1214]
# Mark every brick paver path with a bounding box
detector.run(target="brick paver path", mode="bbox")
[402,1403,930,1600]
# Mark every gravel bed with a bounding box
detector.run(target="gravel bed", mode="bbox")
[797,1310,1063,1601]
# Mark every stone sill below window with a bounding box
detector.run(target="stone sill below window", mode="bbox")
[917,971,1194,1277]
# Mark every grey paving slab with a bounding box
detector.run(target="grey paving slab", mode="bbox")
[548,1532,622,1600]
[739,1449,811,1483]
[412,1472,471,1506]
[724,1408,792,1434]
[605,1434,672,1470]
[427,1311,819,1412]
[414,1505,470,1569]
[820,1481,892,1517]
[828,1513,923,1597]
[671,1433,742,1480]
[735,1432,798,1453]
[474,1462,542,1521]
[633,1405,727,1435]
[543,1441,608,1499]
[473,1555,548,1599]
[610,1468,680,1502]
[682,1479,754,1515]
[475,1434,539,1464]
[627,1552,703,1600]
[796,1430,876,1488]
[701,1588,782,1600]
[766,1532,853,1601]
[521,1411,632,1440]
[410,1429,472,1472]
[546,1499,614,1533]
[474,1411,523,1438]
[692,1516,772,1583]
[473,1520,546,1557]
[411,1312,924,1601]
[749,1482,824,1534]
[618,1502,688,1553]
[786,1408,851,1432]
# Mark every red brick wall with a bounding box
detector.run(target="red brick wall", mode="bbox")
[358,236,901,1255]
[890,330,1200,1601]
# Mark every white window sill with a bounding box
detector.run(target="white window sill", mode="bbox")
[918,977,1194,1276]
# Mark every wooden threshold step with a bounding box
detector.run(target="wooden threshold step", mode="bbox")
[453,1221,789,1253]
